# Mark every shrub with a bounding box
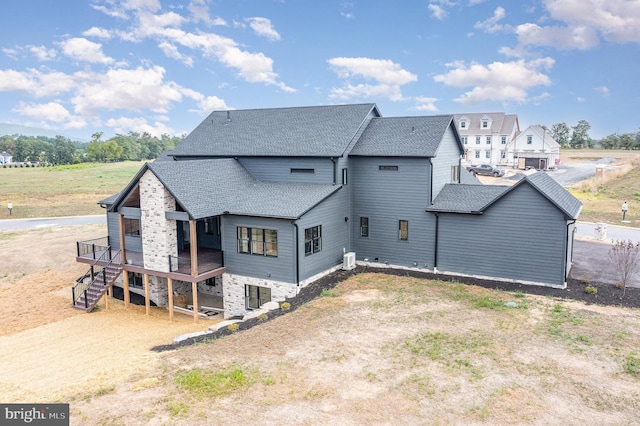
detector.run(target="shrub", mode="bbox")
[581,278,591,285]
[280,302,291,311]
[227,323,239,332]
[609,240,640,297]
[257,313,268,322]
[585,286,598,295]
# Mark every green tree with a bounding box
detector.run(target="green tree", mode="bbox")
[570,120,591,149]
[551,122,571,147]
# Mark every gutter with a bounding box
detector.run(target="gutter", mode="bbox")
[293,221,300,286]
[331,157,337,185]
[564,219,577,280]
[428,158,434,205]
[434,212,439,271]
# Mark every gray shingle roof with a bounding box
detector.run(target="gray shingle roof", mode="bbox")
[427,184,510,213]
[169,104,379,158]
[427,171,582,219]
[145,159,341,220]
[350,115,454,157]
[525,171,582,219]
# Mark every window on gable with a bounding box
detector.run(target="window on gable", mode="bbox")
[460,121,467,129]
[482,121,488,128]
[246,285,271,310]
[237,227,277,257]
[290,168,315,174]
[124,218,140,237]
[501,136,507,145]
[305,225,322,255]
[360,217,369,237]
[527,135,533,144]
[399,220,408,241]
[451,165,459,183]
[475,136,481,144]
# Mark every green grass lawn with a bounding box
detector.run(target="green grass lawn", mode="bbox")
[0,161,144,219]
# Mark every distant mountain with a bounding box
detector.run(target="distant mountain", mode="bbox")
[0,123,87,142]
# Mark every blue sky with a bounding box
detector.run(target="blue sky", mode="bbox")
[1,0,639,140]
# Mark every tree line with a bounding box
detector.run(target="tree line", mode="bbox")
[0,132,183,164]
[546,120,640,150]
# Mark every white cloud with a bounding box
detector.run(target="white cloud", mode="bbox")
[13,101,71,122]
[411,97,439,112]
[58,38,114,64]
[433,58,554,105]
[29,45,57,61]
[474,7,506,33]
[158,41,194,66]
[83,27,113,39]
[3,48,18,60]
[71,66,183,115]
[188,0,210,23]
[593,85,610,98]
[328,57,418,101]
[246,17,281,41]
[0,69,75,97]
[516,0,640,50]
[106,116,174,137]
[327,57,418,101]
[428,4,448,20]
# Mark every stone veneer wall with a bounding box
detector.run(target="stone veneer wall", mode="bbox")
[140,170,177,272]
[223,273,297,318]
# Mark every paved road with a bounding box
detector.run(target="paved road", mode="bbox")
[576,221,640,242]
[0,215,106,230]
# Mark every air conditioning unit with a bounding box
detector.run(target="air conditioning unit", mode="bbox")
[342,252,356,270]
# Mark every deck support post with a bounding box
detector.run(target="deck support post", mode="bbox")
[192,281,198,323]
[118,214,127,263]
[144,273,150,316]
[189,220,198,276]
[168,278,174,322]
[122,270,130,308]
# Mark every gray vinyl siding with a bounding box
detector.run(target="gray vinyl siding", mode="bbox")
[436,183,568,285]
[296,188,350,281]
[238,157,335,183]
[350,157,435,268]
[221,215,295,283]
[431,125,462,198]
[106,211,120,250]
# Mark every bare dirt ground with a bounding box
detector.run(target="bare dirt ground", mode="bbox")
[0,225,220,403]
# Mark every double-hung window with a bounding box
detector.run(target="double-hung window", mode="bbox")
[360,217,369,237]
[305,225,322,255]
[399,220,408,241]
[237,227,278,257]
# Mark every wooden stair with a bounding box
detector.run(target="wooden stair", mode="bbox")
[73,250,123,312]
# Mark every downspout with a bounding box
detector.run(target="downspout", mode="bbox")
[331,157,337,185]
[434,212,439,273]
[293,221,300,287]
[428,158,434,205]
[564,219,577,281]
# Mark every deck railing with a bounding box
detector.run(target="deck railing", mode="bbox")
[77,236,110,259]
[168,251,223,275]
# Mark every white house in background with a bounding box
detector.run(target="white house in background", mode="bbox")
[507,125,560,170]
[453,113,520,166]
[0,151,12,165]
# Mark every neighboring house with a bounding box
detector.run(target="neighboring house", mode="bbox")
[0,151,12,165]
[507,125,561,170]
[75,104,581,319]
[453,113,520,166]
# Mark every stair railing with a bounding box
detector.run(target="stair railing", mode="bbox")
[72,248,121,309]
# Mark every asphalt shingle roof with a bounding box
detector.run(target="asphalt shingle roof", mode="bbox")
[169,104,379,158]
[350,115,454,157]
[145,159,341,220]
[427,184,510,213]
[427,171,582,219]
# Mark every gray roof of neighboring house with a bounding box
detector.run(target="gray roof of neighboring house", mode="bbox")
[169,104,380,158]
[428,171,582,219]
[350,115,456,157]
[112,159,341,220]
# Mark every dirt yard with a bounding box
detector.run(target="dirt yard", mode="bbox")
[1,225,639,425]
[0,225,220,403]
